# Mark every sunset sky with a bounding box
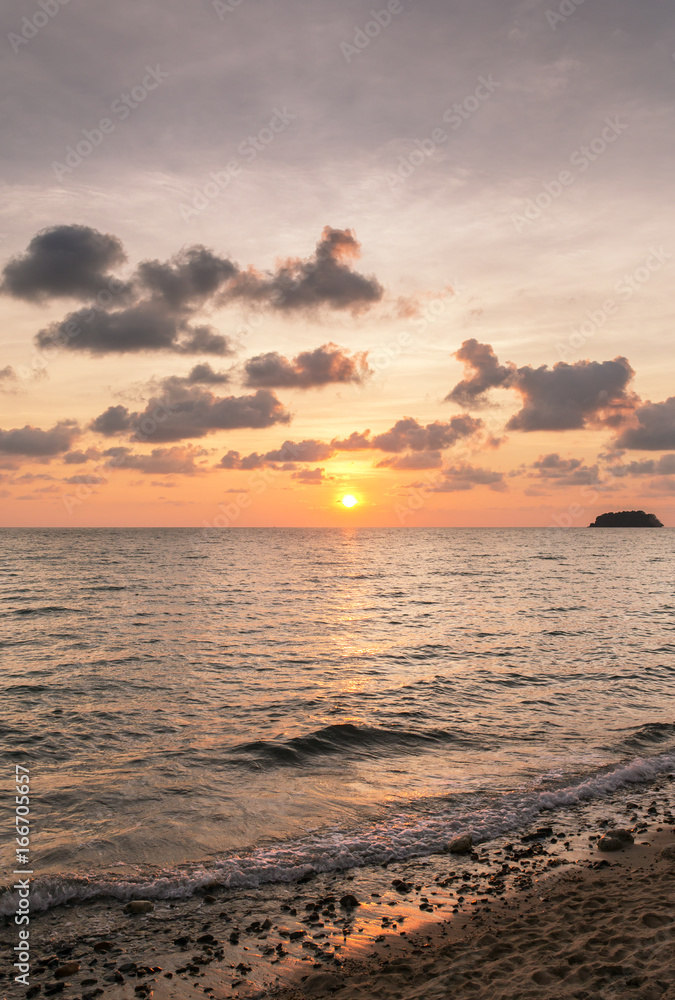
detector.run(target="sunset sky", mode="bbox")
[1,0,674,526]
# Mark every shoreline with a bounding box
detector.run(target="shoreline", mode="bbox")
[1,770,673,999]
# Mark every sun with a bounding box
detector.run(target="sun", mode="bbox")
[340,494,359,509]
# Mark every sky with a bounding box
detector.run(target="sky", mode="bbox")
[1,0,674,527]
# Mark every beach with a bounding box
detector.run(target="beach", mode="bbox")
[3,770,673,1000]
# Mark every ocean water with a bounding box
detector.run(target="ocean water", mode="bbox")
[1,527,674,913]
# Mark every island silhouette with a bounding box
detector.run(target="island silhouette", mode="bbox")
[589,510,664,527]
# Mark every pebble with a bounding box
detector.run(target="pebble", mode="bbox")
[339,894,360,908]
[54,962,80,979]
[445,834,473,855]
[124,901,155,914]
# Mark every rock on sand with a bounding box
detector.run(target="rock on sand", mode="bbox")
[124,900,155,914]
[445,834,473,855]
[598,828,635,852]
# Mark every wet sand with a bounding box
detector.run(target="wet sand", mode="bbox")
[2,775,673,1000]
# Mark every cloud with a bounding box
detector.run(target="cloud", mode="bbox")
[606,454,675,477]
[243,343,371,389]
[291,467,332,484]
[1,225,128,303]
[64,474,108,485]
[446,339,515,408]
[531,453,600,485]
[0,420,79,456]
[371,415,483,452]
[63,449,99,464]
[91,386,290,442]
[181,362,231,385]
[378,451,443,470]
[135,245,237,310]
[0,366,20,392]
[446,341,638,432]
[36,304,234,357]
[330,430,373,451]
[7,227,384,356]
[507,358,637,432]
[431,463,507,493]
[220,438,334,469]
[102,446,206,475]
[224,227,384,313]
[613,397,675,450]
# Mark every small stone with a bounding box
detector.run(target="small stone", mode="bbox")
[54,962,80,979]
[605,828,634,843]
[339,894,359,908]
[445,834,473,855]
[124,900,154,914]
[660,844,675,860]
[92,942,113,954]
[597,837,622,852]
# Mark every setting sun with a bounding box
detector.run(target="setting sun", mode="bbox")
[340,495,359,509]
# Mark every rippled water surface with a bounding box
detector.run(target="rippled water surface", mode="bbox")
[1,528,674,907]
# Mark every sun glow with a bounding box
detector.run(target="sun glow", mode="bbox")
[340,494,359,508]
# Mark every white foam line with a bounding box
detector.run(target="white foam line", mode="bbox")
[2,750,673,917]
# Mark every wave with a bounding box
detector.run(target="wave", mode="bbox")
[12,606,78,616]
[227,723,466,768]
[2,747,673,917]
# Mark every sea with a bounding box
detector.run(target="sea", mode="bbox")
[1,527,674,916]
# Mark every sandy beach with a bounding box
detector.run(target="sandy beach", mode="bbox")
[3,776,673,1000]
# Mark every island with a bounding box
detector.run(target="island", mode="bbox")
[589,510,664,527]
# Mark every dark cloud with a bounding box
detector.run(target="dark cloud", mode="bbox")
[22,227,383,355]
[225,227,383,314]
[64,474,107,485]
[36,304,234,357]
[378,451,443,470]
[91,386,290,442]
[607,454,675,477]
[136,246,237,310]
[446,339,515,408]
[613,397,675,451]
[0,420,79,456]
[1,225,127,303]
[448,341,637,432]
[291,468,331,484]
[63,451,93,464]
[431,463,506,493]
[182,363,231,385]
[220,439,334,469]
[371,415,483,453]
[531,453,600,486]
[0,366,20,391]
[90,405,132,436]
[331,431,373,451]
[102,446,206,475]
[243,343,371,389]
[507,358,637,432]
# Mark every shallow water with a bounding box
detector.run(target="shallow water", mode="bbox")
[1,527,673,910]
